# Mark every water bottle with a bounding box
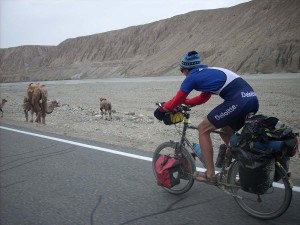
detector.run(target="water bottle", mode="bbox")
[192,143,206,166]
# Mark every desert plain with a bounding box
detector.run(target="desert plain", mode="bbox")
[0,73,299,180]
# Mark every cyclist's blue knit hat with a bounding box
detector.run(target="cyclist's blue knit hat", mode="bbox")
[179,51,201,70]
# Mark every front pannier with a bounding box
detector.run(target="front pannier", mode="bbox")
[162,112,184,125]
[155,155,181,188]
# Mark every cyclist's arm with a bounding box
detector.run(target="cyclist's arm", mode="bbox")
[185,92,211,106]
[161,90,189,111]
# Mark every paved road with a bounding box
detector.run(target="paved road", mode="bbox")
[1,123,300,225]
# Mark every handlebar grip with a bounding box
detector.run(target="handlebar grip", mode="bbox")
[155,103,191,113]
[156,102,165,107]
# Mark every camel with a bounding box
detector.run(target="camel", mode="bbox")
[100,97,112,120]
[0,98,8,118]
[23,96,60,123]
[23,96,31,121]
[26,83,48,124]
[26,83,58,124]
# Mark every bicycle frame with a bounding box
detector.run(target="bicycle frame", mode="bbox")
[176,109,231,162]
[176,111,235,188]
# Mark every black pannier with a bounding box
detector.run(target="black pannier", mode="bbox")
[237,114,298,158]
[237,148,275,195]
[229,112,299,195]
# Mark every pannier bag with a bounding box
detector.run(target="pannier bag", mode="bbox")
[230,134,283,155]
[230,133,291,185]
[228,112,299,194]
[155,155,181,188]
[238,149,275,195]
[163,112,184,125]
[238,114,299,157]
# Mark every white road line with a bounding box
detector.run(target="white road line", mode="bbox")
[1,125,300,193]
[0,126,152,162]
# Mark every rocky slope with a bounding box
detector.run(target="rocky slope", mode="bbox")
[0,0,299,82]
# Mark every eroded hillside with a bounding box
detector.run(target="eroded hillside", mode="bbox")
[0,0,299,82]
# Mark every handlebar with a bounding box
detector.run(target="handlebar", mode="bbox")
[156,102,191,113]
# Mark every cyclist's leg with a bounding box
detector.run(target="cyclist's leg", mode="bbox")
[220,126,234,145]
[196,104,237,179]
[196,117,217,179]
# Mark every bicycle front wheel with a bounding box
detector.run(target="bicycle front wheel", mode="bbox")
[152,141,196,195]
[228,160,293,220]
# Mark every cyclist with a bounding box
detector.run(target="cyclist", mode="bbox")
[154,51,259,184]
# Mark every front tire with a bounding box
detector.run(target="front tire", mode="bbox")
[152,142,196,195]
[228,160,292,219]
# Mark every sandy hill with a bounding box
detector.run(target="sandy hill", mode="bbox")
[0,0,299,82]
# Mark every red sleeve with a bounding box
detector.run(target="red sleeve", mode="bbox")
[161,90,189,111]
[184,92,211,106]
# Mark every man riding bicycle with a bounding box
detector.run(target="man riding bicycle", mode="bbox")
[154,51,259,184]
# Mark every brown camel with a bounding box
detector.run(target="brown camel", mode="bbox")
[100,97,112,120]
[0,98,8,118]
[26,83,57,124]
[23,96,31,121]
[23,96,60,123]
[27,83,48,124]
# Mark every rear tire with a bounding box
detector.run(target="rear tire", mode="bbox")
[228,160,292,219]
[152,142,196,195]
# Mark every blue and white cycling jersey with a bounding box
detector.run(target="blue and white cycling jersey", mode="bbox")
[180,65,259,130]
[180,65,255,99]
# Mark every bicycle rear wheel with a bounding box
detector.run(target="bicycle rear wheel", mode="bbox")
[152,141,196,195]
[228,160,292,219]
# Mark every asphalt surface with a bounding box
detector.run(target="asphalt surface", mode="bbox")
[1,123,300,225]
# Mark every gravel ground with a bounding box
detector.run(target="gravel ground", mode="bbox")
[0,73,299,179]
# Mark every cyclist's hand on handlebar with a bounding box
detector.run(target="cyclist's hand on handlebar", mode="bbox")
[154,103,190,121]
[154,107,166,121]
[175,104,191,112]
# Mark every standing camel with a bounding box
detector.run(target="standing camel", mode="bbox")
[26,83,58,124]
[23,96,60,122]
[27,83,47,124]
[100,97,112,120]
[0,98,8,118]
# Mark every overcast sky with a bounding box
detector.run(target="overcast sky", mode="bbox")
[0,0,251,48]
